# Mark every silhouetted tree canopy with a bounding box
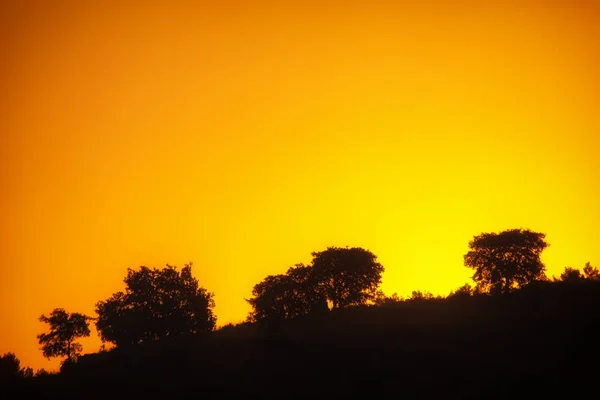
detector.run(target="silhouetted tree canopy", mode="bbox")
[464,229,548,294]
[247,273,290,322]
[372,290,401,306]
[583,262,600,280]
[95,263,216,347]
[409,290,436,301]
[0,353,20,380]
[247,247,383,321]
[0,353,32,385]
[556,262,600,283]
[37,309,91,365]
[559,267,584,282]
[311,247,384,308]
[33,368,51,377]
[246,264,327,322]
[447,283,474,299]
[286,264,329,314]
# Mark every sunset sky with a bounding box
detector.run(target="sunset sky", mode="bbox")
[1,0,598,371]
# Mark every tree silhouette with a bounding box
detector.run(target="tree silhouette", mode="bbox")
[447,283,474,299]
[408,290,436,300]
[37,309,91,364]
[286,264,328,314]
[21,367,33,379]
[464,229,548,294]
[246,264,327,322]
[0,353,30,385]
[583,262,600,280]
[557,262,600,282]
[372,291,402,306]
[247,273,289,321]
[559,267,584,283]
[33,368,51,377]
[311,247,384,309]
[95,263,216,347]
[248,247,384,319]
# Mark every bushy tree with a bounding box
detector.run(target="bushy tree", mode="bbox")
[447,283,474,299]
[95,263,216,347]
[372,291,403,306]
[247,247,384,321]
[311,247,384,309]
[34,368,51,377]
[408,290,436,301]
[583,262,600,280]
[246,264,327,322]
[247,273,290,322]
[0,353,21,382]
[556,262,600,283]
[559,267,584,283]
[0,353,32,385]
[37,309,91,364]
[464,229,548,294]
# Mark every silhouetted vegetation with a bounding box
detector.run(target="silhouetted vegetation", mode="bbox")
[556,262,600,283]
[37,309,91,365]
[247,247,383,322]
[95,263,216,348]
[560,266,584,282]
[3,231,600,398]
[464,228,548,294]
[583,261,600,280]
[246,263,327,322]
[447,283,475,299]
[312,247,384,308]
[0,353,32,386]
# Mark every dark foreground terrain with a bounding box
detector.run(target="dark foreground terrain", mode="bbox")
[5,281,600,399]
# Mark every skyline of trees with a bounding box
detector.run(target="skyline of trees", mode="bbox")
[0,262,600,386]
[3,228,599,378]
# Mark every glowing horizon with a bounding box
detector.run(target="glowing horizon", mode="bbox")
[1,0,598,371]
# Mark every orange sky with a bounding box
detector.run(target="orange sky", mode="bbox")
[1,0,598,371]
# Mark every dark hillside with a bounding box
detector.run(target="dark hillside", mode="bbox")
[8,280,600,399]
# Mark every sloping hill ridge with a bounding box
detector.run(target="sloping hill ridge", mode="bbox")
[11,281,600,398]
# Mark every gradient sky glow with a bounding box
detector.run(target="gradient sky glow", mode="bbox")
[1,0,598,371]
